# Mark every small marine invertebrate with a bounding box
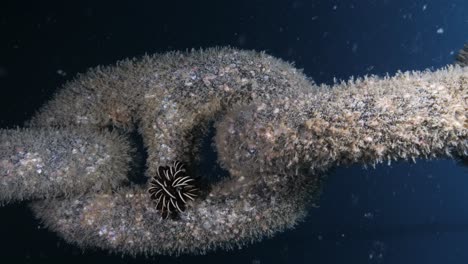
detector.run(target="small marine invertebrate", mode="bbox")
[148,161,198,219]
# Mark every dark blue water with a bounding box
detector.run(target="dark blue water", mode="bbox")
[1,0,468,263]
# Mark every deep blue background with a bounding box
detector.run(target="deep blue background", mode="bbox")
[1,0,468,263]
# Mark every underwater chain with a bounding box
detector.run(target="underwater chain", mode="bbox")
[1,45,468,255]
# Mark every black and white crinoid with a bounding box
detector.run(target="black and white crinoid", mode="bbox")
[148,161,198,219]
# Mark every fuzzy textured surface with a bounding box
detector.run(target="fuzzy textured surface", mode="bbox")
[0,128,131,203]
[28,48,323,255]
[1,46,467,256]
[216,66,468,175]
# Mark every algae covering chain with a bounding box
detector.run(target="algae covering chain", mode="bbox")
[0,45,467,256]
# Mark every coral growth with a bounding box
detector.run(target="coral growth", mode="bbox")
[0,45,467,255]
